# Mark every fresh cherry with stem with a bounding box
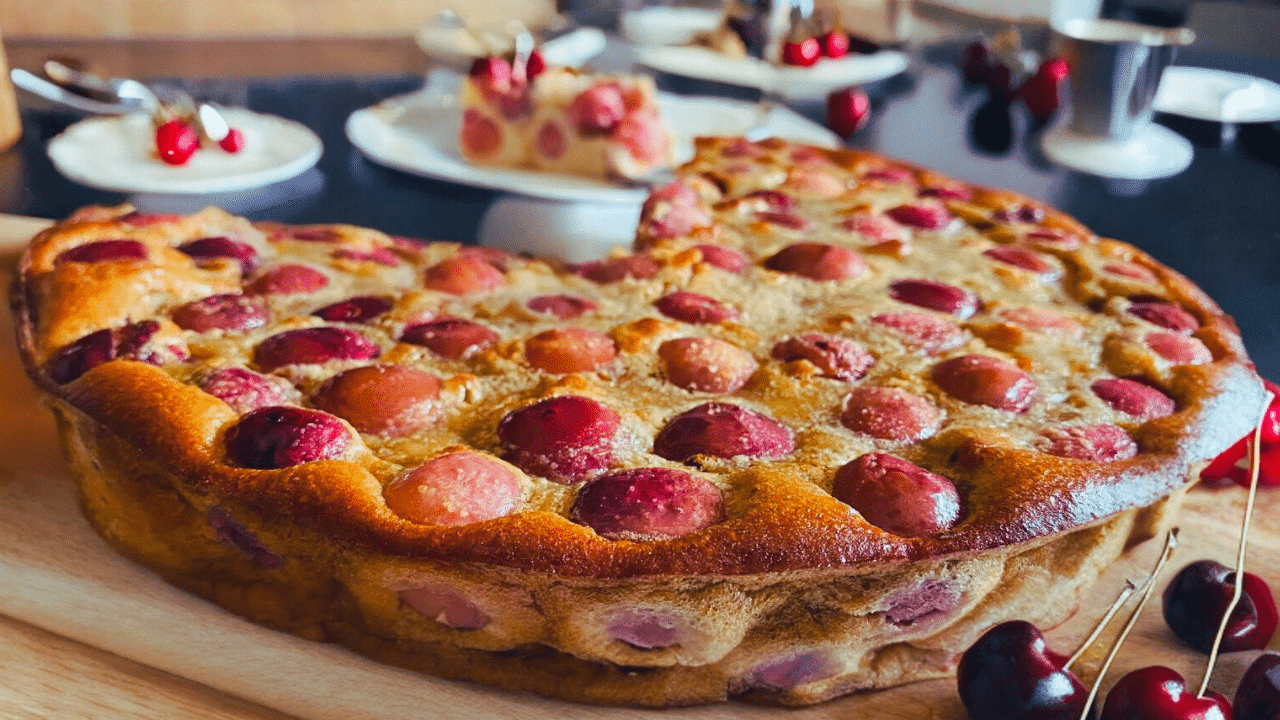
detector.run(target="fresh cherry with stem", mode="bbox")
[1162,559,1277,653]
[1234,651,1280,720]
[958,580,1135,719]
[1100,391,1275,720]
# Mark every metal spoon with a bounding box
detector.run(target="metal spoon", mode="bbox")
[42,58,162,114]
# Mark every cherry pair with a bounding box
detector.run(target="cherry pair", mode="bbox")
[155,118,244,166]
[960,38,1069,123]
[958,621,1230,719]
[782,30,849,67]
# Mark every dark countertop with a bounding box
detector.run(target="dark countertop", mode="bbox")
[3,33,1277,379]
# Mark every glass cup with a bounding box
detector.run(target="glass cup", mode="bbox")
[1053,17,1195,140]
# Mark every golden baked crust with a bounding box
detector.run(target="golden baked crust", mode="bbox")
[11,138,1265,706]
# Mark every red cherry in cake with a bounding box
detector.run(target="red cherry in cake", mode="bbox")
[654,291,738,325]
[871,311,966,354]
[527,294,597,320]
[1021,57,1069,123]
[782,37,822,67]
[1162,559,1278,653]
[1100,666,1231,720]
[1127,301,1201,333]
[890,283,974,320]
[497,395,619,483]
[840,386,942,442]
[57,239,147,264]
[819,30,850,59]
[771,333,874,381]
[312,295,392,324]
[312,365,441,437]
[653,402,794,464]
[172,293,268,332]
[218,127,245,153]
[224,406,350,469]
[764,242,867,281]
[400,317,498,360]
[253,327,381,371]
[384,452,521,526]
[1234,652,1280,720]
[569,83,626,133]
[201,367,297,414]
[956,620,1089,720]
[1091,378,1177,420]
[178,236,258,272]
[570,467,724,540]
[658,337,758,393]
[832,453,960,537]
[826,87,870,137]
[525,327,618,374]
[932,354,1038,413]
[155,119,199,165]
[570,254,659,283]
[469,55,513,93]
[247,264,330,294]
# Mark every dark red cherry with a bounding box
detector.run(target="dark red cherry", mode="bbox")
[224,406,350,469]
[1234,652,1280,720]
[1100,666,1231,720]
[312,296,393,323]
[1162,559,1278,653]
[957,620,1090,720]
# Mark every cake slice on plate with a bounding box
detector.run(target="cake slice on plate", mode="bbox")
[459,52,676,181]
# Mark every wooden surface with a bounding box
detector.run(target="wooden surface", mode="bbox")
[0,0,556,40]
[0,211,1277,718]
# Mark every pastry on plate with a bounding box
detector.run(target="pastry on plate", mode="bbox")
[460,52,676,181]
[11,137,1264,706]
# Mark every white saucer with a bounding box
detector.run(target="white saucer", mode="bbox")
[620,6,723,46]
[1041,123,1193,180]
[1152,66,1280,124]
[633,45,909,101]
[345,89,839,203]
[47,108,324,195]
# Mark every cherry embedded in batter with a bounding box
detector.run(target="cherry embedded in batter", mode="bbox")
[1162,559,1278,653]
[956,620,1090,720]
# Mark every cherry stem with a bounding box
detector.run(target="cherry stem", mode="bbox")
[1064,579,1137,670]
[1196,390,1274,698]
[1079,528,1179,720]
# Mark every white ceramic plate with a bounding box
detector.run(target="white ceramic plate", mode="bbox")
[1152,66,1280,124]
[633,45,909,101]
[415,25,607,70]
[345,90,840,203]
[47,108,323,195]
[620,7,723,46]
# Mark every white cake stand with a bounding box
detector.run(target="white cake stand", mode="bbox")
[1041,122,1194,180]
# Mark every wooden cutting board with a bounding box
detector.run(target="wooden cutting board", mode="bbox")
[0,212,1276,719]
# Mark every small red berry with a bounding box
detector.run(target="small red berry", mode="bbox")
[819,31,849,59]
[1022,57,1069,122]
[782,38,821,67]
[525,48,548,81]
[827,87,870,137]
[1200,435,1250,487]
[155,119,199,165]
[1261,379,1280,443]
[218,128,245,153]
[961,40,996,84]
